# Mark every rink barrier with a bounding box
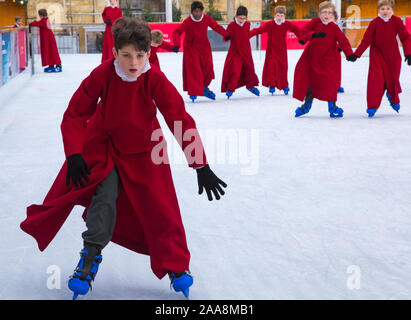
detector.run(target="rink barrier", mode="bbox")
[0,27,29,88]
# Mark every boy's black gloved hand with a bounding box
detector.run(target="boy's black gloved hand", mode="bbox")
[346,54,358,62]
[66,153,91,188]
[298,40,306,45]
[405,55,411,66]
[224,35,231,41]
[196,165,227,201]
[312,32,326,38]
[172,46,180,53]
[103,20,112,25]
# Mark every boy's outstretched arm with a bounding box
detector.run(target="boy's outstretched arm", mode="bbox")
[354,19,376,58]
[396,18,411,65]
[152,72,227,201]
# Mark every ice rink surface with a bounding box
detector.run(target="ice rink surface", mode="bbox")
[0,50,411,299]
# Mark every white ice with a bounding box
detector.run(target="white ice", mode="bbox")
[0,49,411,300]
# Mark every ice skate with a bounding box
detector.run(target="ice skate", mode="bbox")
[169,271,193,299]
[295,101,312,117]
[386,92,400,113]
[367,108,377,117]
[247,87,260,96]
[189,95,197,102]
[204,87,216,100]
[328,101,344,118]
[283,87,290,95]
[269,86,275,95]
[226,91,233,99]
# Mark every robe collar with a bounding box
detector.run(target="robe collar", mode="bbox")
[190,14,204,22]
[274,18,284,26]
[114,59,151,82]
[378,13,393,22]
[109,4,117,8]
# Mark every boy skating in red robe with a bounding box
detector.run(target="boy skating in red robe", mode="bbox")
[249,5,302,96]
[150,29,175,70]
[29,9,62,73]
[101,0,123,62]
[221,6,259,99]
[293,1,356,118]
[20,17,227,300]
[353,0,411,117]
[172,1,230,102]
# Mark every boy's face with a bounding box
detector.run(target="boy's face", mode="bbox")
[379,5,393,18]
[275,13,285,23]
[16,18,22,25]
[110,0,118,6]
[319,8,334,23]
[113,44,150,78]
[236,15,247,24]
[192,8,203,20]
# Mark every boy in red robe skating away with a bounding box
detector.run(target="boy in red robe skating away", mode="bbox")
[29,9,62,73]
[101,0,123,62]
[221,6,259,99]
[353,0,411,118]
[172,1,230,102]
[20,17,227,300]
[293,1,356,118]
[150,29,176,70]
[249,5,302,96]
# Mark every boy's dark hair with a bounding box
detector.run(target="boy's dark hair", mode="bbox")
[112,17,152,52]
[38,9,48,17]
[236,6,248,17]
[191,1,204,12]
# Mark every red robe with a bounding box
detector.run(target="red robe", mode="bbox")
[172,14,229,96]
[149,41,174,69]
[250,20,301,89]
[29,17,61,66]
[20,59,208,279]
[354,15,411,109]
[293,18,353,102]
[101,6,123,63]
[221,20,258,92]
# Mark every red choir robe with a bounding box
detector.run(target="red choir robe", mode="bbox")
[29,17,61,66]
[20,59,208,279]
[293,18,353,102]
[250,20,301,90]
[354,15,411,109]
[101,6,123,63]
[221,20,258,93]
[172,14,229,96]
[149,41,174,69]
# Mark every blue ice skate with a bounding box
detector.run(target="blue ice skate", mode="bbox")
[68,247,102,300]
[169,271,193,299]
[247,87,260,96]
[328,101,344,118]
[204,87,216,100]
[189,95,197,102]
[295,101,312,117]
[337,87,344,93]
[367,108,377,117]
[283,87,290,95]
[55,65,62,73]
[269,86,275,95]
[386,92,400,113]
[44,66,55,73]
[226,91,233,99]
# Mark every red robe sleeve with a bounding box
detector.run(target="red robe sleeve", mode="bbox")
[285,21,303,40]
[354,19,376,58]
[60,66,107,157]
[249,21,269,38]
[29,19,46,28]
[334,24,354,57]
[160,41,174,51]
[151,71,207,168]
[172,19,188,47]
[396,17,411,56]
[299,18,320,43]
[206,15,229,39]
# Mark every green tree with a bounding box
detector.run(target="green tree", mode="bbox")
[262,2,273,20]
[142,1,156,22]
[206,0,223,21]
[123,0,132,18]
[172,1,182,22]
[303,3,317,19]
[286,0,296,19]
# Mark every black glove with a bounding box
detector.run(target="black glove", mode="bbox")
[312,32,326,38]
[337,47,342,52]
[172,46,180,53]
[224,35,231,41]
[103,20,112,25]
[196,165,227,201]
[66,153,91,188]
[346,54,358,62]
[405,55,411,66]
[298,40,306,45]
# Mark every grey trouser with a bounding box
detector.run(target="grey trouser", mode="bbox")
[82,168,121,250]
